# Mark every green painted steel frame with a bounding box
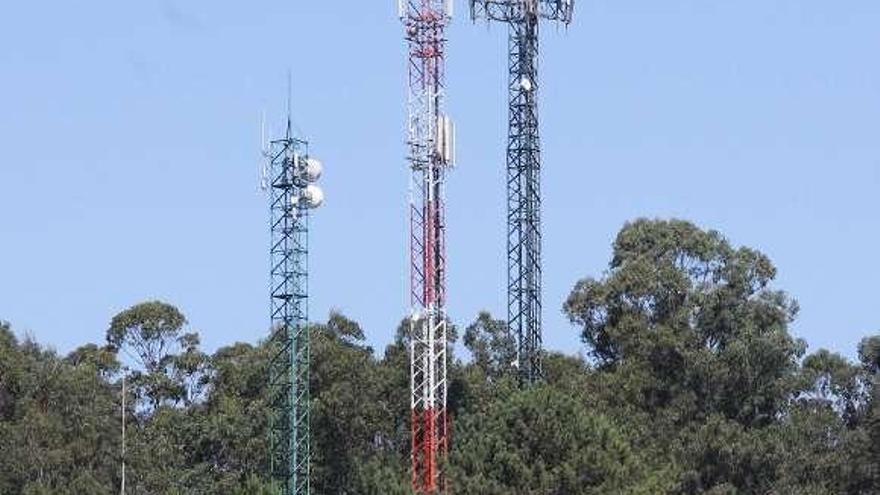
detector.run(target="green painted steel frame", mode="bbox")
[269,124,311,495]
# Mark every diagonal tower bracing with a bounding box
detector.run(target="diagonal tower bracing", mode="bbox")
[267,115,324,495]
[399,0,455,492]
[470,0,573,385]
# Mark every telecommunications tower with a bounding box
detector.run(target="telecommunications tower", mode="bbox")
[469,0,573,385]
[265,111,325,495]
[399,0,455,492]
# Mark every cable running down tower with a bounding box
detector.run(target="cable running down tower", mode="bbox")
[399,0,455,492]
[266,114,324,495]
[469,0,573,385]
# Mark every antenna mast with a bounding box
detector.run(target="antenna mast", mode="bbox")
[400,0,454,492]
[469,0,573,385]
[267,102,325,495]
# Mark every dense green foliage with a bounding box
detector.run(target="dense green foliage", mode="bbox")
[1,219,878,493]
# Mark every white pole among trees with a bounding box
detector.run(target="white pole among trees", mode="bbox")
[121,368,127,495]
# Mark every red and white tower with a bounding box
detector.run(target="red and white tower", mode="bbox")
[399,0,454,492]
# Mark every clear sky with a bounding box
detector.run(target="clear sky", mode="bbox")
[1,1,877,360]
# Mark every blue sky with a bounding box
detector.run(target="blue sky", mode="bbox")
[1,1,877,359]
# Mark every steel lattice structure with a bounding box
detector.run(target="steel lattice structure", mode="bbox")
[470,0,573,385]
[268,120,313,495]
[400,0,454,492]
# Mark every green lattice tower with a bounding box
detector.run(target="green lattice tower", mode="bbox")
[268,120,314,495]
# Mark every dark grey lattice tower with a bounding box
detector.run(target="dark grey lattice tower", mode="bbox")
[470,0,573,385]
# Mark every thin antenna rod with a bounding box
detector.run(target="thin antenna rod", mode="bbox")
[120,369,126,495]
[259,110,269,191]
[286,70,293,138]
[261,110,266,154]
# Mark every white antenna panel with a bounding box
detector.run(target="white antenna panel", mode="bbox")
[436,115,455,165]
[260,162,269,191]
[448,117,456,166]
[444,117,454,165]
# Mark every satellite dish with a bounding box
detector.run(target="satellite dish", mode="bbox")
[520,77,533,92]
[304,158,323,182]
[303,184,324,209]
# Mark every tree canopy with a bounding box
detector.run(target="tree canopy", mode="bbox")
[0,219,877,494]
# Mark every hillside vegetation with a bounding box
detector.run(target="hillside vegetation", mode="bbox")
[1,219,878,494]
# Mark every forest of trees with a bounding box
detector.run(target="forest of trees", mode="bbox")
[1,219,879,494]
